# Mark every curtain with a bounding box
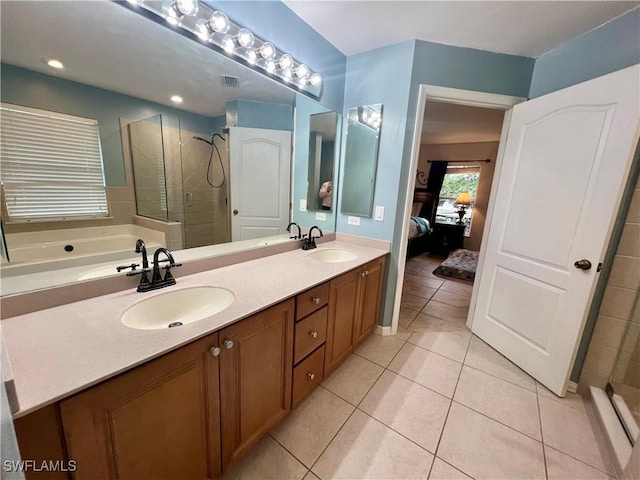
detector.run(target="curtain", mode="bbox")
[421,161,448,224]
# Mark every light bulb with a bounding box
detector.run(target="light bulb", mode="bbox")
[170,95,183,103]
[176,0,198,16]
[294,64,309,78]
[195,19,210,40]
[259,42,276,59]
[265,60,276,73]
[222,35,235,53]
[283,69,292,82]
[278,54,293,70]
[237,28,254,48]
[47,59,64,69]
[246,50,257,65]
[309,73,322,86]
[209,11,229,33]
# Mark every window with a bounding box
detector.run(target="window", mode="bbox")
[0,103,108,222]
[436,165,481,236]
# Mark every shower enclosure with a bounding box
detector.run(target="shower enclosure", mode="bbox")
[127,114,229,249]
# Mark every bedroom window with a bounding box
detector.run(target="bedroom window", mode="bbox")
[0,103,109,222]
[437,165,480,236]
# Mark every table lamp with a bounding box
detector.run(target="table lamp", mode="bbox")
[455,192,472,224]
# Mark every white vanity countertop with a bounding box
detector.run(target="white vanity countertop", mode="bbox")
[1,240,389,418]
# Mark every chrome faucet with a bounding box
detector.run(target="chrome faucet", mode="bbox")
[286,222,303,240]
[302,226,323,250]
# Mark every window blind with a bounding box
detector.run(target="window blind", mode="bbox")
[0,103,109,221]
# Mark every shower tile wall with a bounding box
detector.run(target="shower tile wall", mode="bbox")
[581,175,640,392]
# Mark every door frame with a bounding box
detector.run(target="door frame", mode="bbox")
[391,85,525,335]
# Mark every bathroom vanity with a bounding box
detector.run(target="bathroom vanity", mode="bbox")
[6,240,387,479]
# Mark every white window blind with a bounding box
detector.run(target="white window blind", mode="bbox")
[0,103,109,221]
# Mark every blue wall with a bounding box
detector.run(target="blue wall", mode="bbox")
[0,64,222,186]
[205,0,346,113]
[530,8,640,98]
[226,99,293,130]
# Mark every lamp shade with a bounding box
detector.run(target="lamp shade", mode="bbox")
[455,192,472,206]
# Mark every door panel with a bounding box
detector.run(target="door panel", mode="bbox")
[472,65,640,395]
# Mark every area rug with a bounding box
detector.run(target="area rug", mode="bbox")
[433,249,479,282]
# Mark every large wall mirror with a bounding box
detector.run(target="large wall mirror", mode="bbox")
[340,104,383,217]
[0,1,339,295]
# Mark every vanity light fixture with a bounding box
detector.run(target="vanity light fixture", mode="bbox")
[120,0,323,98]
[47,59,64,69]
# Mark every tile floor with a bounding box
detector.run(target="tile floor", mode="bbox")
[223,254,616,480]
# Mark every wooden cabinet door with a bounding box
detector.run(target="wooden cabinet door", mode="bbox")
[354,257,386,346]
[324,269,359,375]
[60,333,222,480]
[219,300,294,471]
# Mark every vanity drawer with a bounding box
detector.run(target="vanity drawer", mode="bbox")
[294,307,327,364]
[292,345,325,407]
[296,283,329,321]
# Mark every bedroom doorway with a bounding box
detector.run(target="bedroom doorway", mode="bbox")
[393,86,524,336]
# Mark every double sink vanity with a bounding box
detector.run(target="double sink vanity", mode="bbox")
[4,238,388,479]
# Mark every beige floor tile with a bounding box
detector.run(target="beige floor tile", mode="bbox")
[402,293,430,312]
[429,458,473,480]
[544,446,614,480]
[399,307,420,330]
[438,403,546,480]
[302,472,320,480]
[432,290,471,308]
[270,387,354,468]
[405,274,445,289]
[454,366,541,440]
[360,370,451,453]
[312,409,434,480]
[222,435,307,480]
[407,317,471,362]
[538,396,613,474]
[536,382,587,412]
[439,280,473,298]
[355,333,405,367]
[422,301,469,323]
[321,354,383,405]
[403,284,438,299]
[388,343,462,398]
[464,337,536,391]
[393,326,413,342]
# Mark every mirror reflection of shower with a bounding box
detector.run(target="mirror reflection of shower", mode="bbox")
[126,114,230,250]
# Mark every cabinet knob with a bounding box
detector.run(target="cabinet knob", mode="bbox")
[361,271,366,277]
[308,372,315,381]
[364,270,369,276]
[210,346,221,357]
[312,297,320,304]
[309,331,318,338]
[224,340,234,349]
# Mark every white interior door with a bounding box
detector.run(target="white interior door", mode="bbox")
[471,65,639,395]
[229,127,292,241]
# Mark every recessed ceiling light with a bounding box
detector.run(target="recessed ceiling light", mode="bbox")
[170,95,183,103]
[47,59,64,69]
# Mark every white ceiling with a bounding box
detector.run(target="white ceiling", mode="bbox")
[422,101,505,144]
[0,1,296,118]
[284,1,639,57]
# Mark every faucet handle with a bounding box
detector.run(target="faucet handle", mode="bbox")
[117,263,140,272]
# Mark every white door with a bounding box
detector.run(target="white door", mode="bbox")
[228,127,292,241]
[471,65,639,395]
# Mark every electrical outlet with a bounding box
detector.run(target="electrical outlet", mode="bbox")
[374,206,384,221]
[348,216,361,226]
[315,212,326,221]
[299,199,307,212]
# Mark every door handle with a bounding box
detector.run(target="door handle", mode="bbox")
[574,259,592,270]
[233,209,239,215]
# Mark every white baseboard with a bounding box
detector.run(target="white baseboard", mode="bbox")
[376,325,393,336]
[567,381,578,394]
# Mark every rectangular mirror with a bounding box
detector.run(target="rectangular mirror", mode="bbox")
[307,112,339,212]
[0,1,339,296]
[340,104,383,217]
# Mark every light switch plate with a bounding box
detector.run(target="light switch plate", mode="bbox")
[348,216,361,226]
[299,199,307,212]
[315,212,326,221]
[374,206,384,221]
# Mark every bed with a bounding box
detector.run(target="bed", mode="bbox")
[407,192,434,257]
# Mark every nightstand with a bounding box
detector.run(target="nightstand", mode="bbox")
[432,222,465,255]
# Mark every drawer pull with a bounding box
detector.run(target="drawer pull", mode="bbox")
[365,270,369,276]
[312,297,320,304]
[308,372,315,381]
[224,340,234,350]
[361,271,366,277]
[210,346,221,357]
[309,331,318,338]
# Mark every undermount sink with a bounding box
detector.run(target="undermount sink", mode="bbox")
[120,286,235,330]
[309,249,357,263]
